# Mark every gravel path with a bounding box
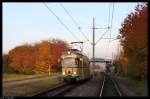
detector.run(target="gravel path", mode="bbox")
[64,75,103,97]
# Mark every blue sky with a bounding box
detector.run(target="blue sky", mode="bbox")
[3,2,140,59]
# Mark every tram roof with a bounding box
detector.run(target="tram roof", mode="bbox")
[62,49,89,59]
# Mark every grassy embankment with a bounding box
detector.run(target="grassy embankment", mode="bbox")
[114,74,147,96]
[3,72,63,96]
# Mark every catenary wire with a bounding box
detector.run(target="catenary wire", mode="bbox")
[59,3,92,44]
[43,2,79,41]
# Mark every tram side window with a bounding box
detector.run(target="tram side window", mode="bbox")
[79,60,81,68]
[83,61,85,67]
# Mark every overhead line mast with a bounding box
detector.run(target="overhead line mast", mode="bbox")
[90,16,111,77]
[92,18,95,77]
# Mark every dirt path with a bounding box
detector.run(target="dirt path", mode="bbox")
[3,76,60,88]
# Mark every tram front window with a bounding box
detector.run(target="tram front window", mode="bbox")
[62,58,75,67]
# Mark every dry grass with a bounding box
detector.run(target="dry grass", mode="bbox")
[3,72,61,82]
[3,75,63,96]
[115,75,148,96]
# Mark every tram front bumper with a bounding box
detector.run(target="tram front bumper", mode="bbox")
[63,75,79,82]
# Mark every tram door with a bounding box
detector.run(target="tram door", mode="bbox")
[75,58,82,80]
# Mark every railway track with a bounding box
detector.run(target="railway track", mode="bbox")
[99,74,122,97]
[31,81,87,97]
[31,82,68,97]
[30,75,122,97]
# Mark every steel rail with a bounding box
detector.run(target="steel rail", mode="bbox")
[99,75,106,97]
[99,75,122,97]
[111,78,122,96]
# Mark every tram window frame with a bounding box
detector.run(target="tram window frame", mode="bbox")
[83,60,88,68]
[83,61,85,67]
[79,60,82,68]
[75,58,80,67]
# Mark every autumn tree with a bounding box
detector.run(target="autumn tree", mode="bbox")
[34,41,52,73]
[34,39,69,73]
[7,38,68,74]
[3,54,14,73]
[50,39,69,71]
[9,44,36,74]
[119,49,129,76]
[119,3,147,80]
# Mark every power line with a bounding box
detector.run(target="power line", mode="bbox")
[105,26,111,59]
[95,3,115,45]
[78,27,92,43]
[94,3,112,45]
[109,3,115,42]
[43,2,79,40]
[108,3,111,27]
[95,28,110,45]
[59,3,78,26]
[59,3,92,43]
[106,3,115,59]
[110,3,114,29]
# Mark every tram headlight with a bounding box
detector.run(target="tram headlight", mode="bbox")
[63,72,65,75]
[73,71,76,75]
[68,51,71,54]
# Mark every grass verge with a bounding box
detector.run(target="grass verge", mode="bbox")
[3,72,61,82]
[114,74,148,96]
[3,76,63,96]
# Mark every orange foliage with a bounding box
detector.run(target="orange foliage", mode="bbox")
[8,38,69,74]
[9,44,35,74]
[34,41,52,73]
[119,3,147,79]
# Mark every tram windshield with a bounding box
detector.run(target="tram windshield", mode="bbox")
[62,58,75,66]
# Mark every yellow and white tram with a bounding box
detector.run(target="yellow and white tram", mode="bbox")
[61,49,91,82]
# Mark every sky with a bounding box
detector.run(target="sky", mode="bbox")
[3,2,140,59]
